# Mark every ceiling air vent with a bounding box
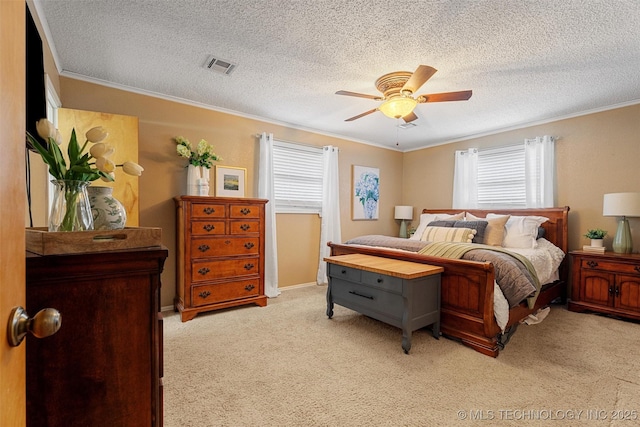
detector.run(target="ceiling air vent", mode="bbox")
[397,122,417,129]
[204,55,237,75]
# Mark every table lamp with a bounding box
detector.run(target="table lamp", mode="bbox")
[394,206,413,238]
[603,192,640,253]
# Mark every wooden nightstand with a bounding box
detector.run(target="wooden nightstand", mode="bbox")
[569,250,640,321]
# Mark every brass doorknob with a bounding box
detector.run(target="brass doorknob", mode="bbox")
[7,306,62,347]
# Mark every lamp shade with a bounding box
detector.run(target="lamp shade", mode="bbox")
[379,97,417,119]
[603,192,640,217]
[394,205,413,220]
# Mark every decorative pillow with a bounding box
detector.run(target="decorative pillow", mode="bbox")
[486,214,549,249]
[466,212,510,246]
[409,212,465,240]
[421,226,476,243]
[455,220,488,244]
[427,220,457,227]
[537,226,546,239]
[428,220,488,244]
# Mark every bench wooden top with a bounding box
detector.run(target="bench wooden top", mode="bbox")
[325,254,443,280]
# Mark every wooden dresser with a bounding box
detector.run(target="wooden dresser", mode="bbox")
[569,250,640,321]
[175,196,268,321]
[26,247,168,427]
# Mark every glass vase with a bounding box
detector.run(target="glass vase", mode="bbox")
[49,180,94,232]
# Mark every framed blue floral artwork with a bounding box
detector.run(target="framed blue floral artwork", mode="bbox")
[352,165,379,220]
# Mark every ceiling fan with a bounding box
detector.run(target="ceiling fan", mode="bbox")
[336,65,472,123]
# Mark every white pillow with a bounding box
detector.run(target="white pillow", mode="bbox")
[409,212,465,240]
[421,226,476,243]
[486,214,548,248]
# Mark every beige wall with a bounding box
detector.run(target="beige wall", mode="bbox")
[56,78,403,307]
[403,104,640,253]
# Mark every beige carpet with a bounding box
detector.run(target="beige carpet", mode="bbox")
[163,285,640,427]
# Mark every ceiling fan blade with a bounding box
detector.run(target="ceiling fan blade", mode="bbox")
[401,65,437,94]
[345,108,378,121]
[402,112,418,123]
[336,90,383,101]
[417,90,473,103]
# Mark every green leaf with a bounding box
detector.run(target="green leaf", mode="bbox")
[27,133,57,170]
[67,129,80,164]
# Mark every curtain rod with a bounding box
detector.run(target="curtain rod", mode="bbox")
[254,133,329,149]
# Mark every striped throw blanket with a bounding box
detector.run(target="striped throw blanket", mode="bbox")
[418,241,541,308]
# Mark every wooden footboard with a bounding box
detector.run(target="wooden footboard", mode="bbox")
[330,206,570,357]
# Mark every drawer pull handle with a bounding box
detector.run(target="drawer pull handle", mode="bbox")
[198,244,210,252]
[349,290,374,300]
[609,286,615,295]
[377,278,383,283]
[244,263,255,270]
[240,224,251,231]
[245,284,255,291]
[198,267,210,276]
[198,290,211,299]
[240,208,251,215]
[635,266,640,273]
[244,242,255,249]
[203,224,215,232]
[586,261,599,268]
[225,240,231,245]
[615,287,620,296]
[203,207,215,215]
[341,269,347,274]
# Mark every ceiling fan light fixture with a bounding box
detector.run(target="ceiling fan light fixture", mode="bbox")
[378,96,417,119]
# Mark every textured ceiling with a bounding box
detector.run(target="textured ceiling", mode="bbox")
[34,0,640,151]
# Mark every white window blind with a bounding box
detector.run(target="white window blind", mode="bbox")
[477,144,526,208]
[273,140,323,214]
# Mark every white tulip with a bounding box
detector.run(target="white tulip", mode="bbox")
[90,143,115,158]
[85,126,108,143]
[35,119,57,141]
[95,157,116,173]
[121,161,144,176]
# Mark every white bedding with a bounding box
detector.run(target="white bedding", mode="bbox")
[493,238,565,330]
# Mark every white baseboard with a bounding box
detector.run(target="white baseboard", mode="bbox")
[279,281,322,291]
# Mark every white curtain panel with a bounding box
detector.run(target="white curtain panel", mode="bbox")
[259,132,280,298]
[524,135,556,208]
[316,146,342,285]
[452,148,478,209]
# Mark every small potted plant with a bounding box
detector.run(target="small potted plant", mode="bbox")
[584,229,607,247]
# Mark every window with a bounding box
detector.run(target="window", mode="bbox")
[477,144,526,208]
[272,140,323,214]
[453,136,555,209]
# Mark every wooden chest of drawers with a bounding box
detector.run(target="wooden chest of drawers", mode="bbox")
[175,196,268,321]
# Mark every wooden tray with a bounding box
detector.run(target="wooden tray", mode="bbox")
[26,227,162,255]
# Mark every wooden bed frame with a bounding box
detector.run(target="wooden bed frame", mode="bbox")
[328,207,570,357]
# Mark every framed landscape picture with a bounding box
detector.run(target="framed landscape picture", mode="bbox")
[215,165,246,197]
[352,165,379,220]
